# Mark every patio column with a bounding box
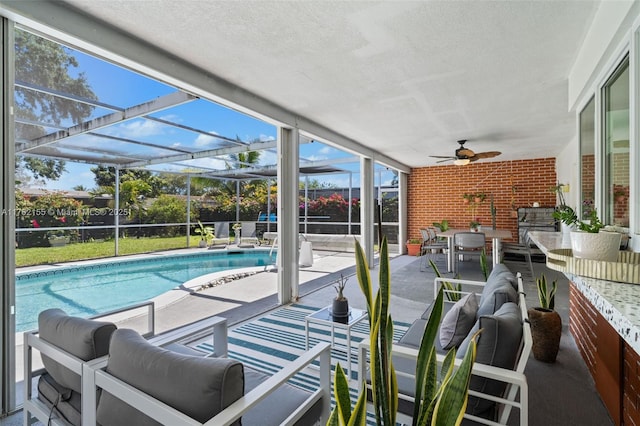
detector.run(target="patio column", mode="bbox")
[398,171,408,254]
[277,126,300,303]
[1,16,16,411]
[360,157,375,268]
[114,167,120,256]
[186,174,191,247]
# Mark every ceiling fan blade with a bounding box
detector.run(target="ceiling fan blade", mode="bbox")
[429,155,456,159]
[470,151,501,161]
[435,158,453,163]
[457,148,475,158]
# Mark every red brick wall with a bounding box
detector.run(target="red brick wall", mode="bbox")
[407,158,557,242]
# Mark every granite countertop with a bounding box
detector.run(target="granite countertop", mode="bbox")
[529,231,640,353]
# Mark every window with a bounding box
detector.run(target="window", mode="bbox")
[580,97,595,219]
[602,57,629,226]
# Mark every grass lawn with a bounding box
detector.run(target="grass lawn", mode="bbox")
[15,236,207,267]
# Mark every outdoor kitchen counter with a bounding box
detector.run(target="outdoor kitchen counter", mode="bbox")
[530,230,640,424]
[529,230,640,354]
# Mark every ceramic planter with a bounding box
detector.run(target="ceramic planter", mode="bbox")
[406,243,421,256]
[332,298,349,323]
[528,307,562,363]
[570,231,621,262]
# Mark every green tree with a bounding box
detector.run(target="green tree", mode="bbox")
[90,166,167,197]
[14,29,97,182]
[146,195,197,236]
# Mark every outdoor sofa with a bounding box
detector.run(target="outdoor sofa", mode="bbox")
[24,304,329,426]
[358,264,532,425]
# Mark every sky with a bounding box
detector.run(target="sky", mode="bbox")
[23,33,395,192]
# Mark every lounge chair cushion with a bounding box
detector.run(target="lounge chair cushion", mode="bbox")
[439,293,478,350]
[96,329,244,426]
[485,263,517,289]
[457,302,523,418]
[38,308,116,394]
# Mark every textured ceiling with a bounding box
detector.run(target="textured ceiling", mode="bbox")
[61,0,598,168]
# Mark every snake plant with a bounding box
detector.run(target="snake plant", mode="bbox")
[328,237,477,425]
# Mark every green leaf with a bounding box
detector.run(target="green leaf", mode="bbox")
[333,363,352,422]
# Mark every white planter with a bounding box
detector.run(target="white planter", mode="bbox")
[570,231,621,262]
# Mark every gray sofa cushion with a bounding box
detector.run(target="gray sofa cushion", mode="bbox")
[457,302,523,418]
[38,308,116,393]
[486,264,516,290]
[37,373,82,426]
[477,274,518,317]
[96,329,244,426]
[242,368,321,426]
[439,293,478,350]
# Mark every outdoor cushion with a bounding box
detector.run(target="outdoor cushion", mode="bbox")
[38,308,116,394]
[457,302,523,418]
[96,329,244,426]
[486,263,516,289]
[37,372,82,426]
[477,282,517,318]
[242,368,323,426]
[439,293,478,350]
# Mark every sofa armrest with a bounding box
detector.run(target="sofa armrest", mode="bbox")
[358,342,528,426]
[89,300,155,338]
[433,276,487,299]
[81,342,332,426]
[148,316,228,357]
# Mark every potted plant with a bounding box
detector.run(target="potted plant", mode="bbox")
[473,192,486,203]
[432,219,449,232]
[47,231,70,247]
[528,274,562,363]
[406,238,422,256]
[330,238,477,425]
[462,193,473,204]
[469,219,481,232]
[331,274,349,322]
[194,221,214,247]
[553,207,621,261]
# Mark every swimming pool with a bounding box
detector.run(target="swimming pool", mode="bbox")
[15,249,275,332]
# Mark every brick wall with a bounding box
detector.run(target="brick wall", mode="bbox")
[407,158,557,242]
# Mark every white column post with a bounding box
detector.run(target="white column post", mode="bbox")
[114,167,120,256]
[398,171,408,254]
[360,157,375,268]
[277,126,300,303]
[186,174,191,247]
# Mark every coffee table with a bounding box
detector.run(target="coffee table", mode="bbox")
[304,305,367,379]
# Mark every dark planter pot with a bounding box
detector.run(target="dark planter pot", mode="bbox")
[332,298,349,323]
[528,307,562,363]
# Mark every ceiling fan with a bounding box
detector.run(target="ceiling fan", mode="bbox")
[429,139,501,165]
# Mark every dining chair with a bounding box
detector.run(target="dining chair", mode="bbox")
[453,232,486,273]
[419,227,448,271]
[500,229,535,278]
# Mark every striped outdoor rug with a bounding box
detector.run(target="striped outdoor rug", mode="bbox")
[196,303,411,424]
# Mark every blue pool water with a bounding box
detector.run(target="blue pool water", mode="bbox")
[16,250,275,332]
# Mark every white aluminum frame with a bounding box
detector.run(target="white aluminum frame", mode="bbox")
[80,342,332,426]
[357,272,531,426]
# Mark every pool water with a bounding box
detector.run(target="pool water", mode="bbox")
[16,250,275,331]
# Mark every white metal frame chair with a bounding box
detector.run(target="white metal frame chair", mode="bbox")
[419,227,448,271]
[23,302,155,426]
[209,222,230,248]
[81,342,332,426]
[453,231,487,273]
[239,221,261,246]
[500,229,535,278]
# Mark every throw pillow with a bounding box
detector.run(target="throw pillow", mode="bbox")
[439,293,479,350]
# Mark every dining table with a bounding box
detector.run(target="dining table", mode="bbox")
[435,228,513,272]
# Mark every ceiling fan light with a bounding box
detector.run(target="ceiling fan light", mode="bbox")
[453,158,470,166]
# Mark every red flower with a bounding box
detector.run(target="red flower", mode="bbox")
[59,216,66,223]
[31,219,40,228]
